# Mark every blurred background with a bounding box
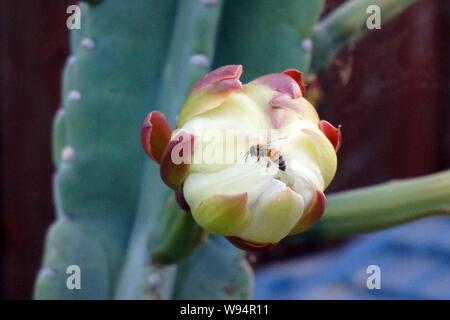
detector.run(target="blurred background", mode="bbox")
[0,0,449,299]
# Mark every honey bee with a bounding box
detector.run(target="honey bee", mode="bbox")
[245,143,286,171]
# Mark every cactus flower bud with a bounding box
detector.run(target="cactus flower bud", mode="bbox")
[141,65,340,251]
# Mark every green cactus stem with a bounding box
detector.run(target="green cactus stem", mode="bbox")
[311,0,419,72]
[173,236,253,299]
[149,194,207,265]
[149,0,226,262]
[214,0,325,80]
[34,0,178,299]
[115,0,253,300]
[287,170,450,243]
[159,0,225,123]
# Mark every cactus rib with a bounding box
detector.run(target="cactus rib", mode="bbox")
[115,0,248,300]
[214,0,325,80]
[34,0,177,299]
[159,0,225,124]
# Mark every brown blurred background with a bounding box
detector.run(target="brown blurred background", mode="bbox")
[0,0,448,299]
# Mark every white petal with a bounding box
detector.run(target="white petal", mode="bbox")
[289,160,324,207]
[183,161,275,211]
[276,131,325,206]
[237,180,304,244]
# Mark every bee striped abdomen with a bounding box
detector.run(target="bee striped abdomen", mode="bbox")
[248,143,286,171]
[267,149,286,171]
[278,156,286,171]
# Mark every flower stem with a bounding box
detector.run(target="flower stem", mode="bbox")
[287,170,450,243]
[311,0,419,72]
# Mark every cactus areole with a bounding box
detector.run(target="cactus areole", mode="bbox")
[141,65,341,251]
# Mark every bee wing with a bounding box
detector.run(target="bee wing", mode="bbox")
[266,136,288,148]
